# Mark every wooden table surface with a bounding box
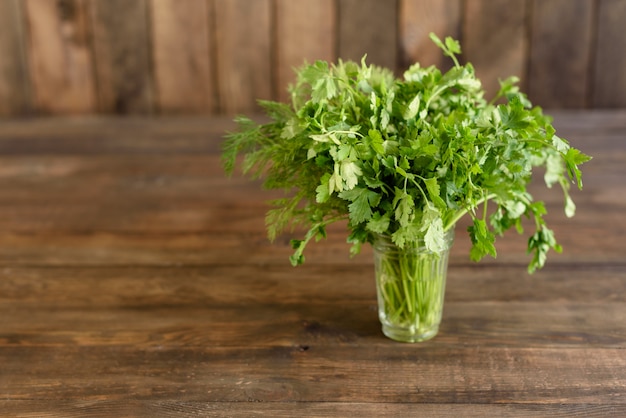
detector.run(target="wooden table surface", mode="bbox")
[0,111,624,417]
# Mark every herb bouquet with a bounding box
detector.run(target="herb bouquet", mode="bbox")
[222,34,590,342]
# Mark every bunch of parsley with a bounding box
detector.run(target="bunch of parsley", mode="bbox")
[223,34,590,273]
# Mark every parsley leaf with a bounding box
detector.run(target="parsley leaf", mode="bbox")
[468,218,497,262]
[339,187,381,224]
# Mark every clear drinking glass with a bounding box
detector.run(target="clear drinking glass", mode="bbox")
[372,230,454,342]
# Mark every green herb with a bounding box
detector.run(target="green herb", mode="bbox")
[222,34,591,273]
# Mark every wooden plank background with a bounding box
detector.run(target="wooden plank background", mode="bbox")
[0,0,625,117]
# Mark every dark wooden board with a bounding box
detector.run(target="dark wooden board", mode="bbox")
[462,0,529,98]
[0,116,238,153]
[22,0,96,114]
[90,0,152,114]
[338,0,398,70]
[398,0,462,71]
[2,343,625,402]
[592,0,626,107]
[1,401,624,418]
[1,264,625,307]
[274,0,336,102]
[150,0,215,113]
[528,0,594,108]
[214,0,272,114]
[0,0,30,116]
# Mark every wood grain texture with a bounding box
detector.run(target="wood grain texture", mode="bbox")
[151,0,215,114]
[338,0,398,70]
[3,1,626,116]
[90,0,152,114]
[214,0,272,114]
[0,113,620,267]
[462,0,529,98]
[528,0,593,108]
[2,401,625,418]
[0,115,237,150]
[2,264,625,309]
[2,344,625,401]
[23,0,96,114]
[592,0,626,107]
[0,266,625,350]
[398,0,462,71]
[0,0,30,116]
[274,0,336,102]
[0,113,624,414]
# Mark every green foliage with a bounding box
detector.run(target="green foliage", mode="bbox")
[222,33,591,272]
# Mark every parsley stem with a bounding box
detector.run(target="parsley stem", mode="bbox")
[325,130,364,138]
[373,231,453,342]
[443,193,498,232]
[482,197,489,221]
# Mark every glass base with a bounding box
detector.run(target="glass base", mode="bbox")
[381,323,439,343]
